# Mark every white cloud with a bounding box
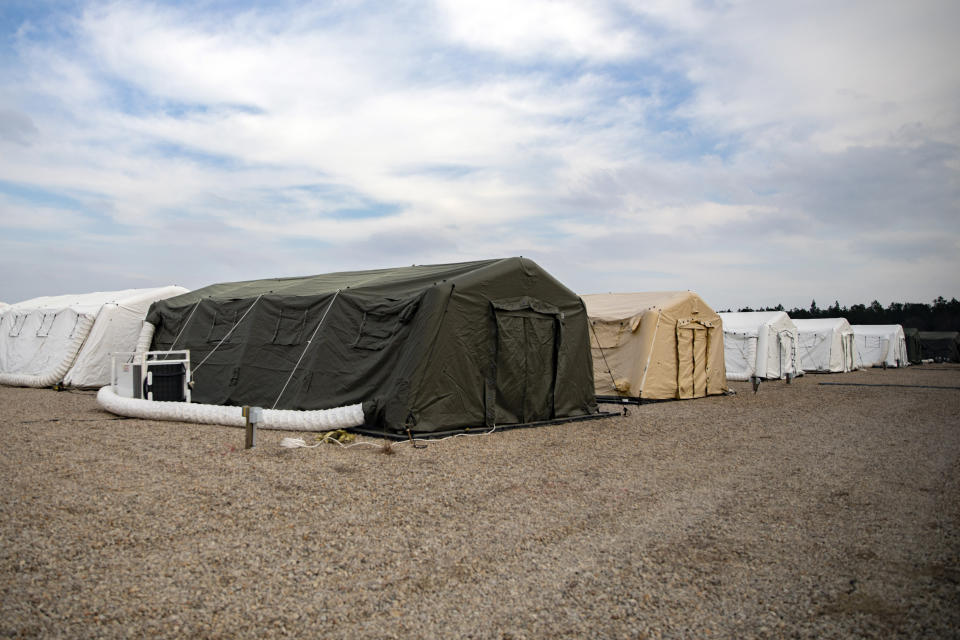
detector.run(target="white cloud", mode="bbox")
[674,0,960,152]
[77,2,372,110]
[433,0,643,61]
[0,0,957,308]
[7,3,657,234]
[0,195,90,232]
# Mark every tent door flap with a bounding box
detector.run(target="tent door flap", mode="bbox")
[492,308,558,425]
[676,321,708,399]
[777,330,794,378]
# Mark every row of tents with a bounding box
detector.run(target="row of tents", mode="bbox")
[723,313,959,375]
[721,314,915,379]
[2,258,958,434]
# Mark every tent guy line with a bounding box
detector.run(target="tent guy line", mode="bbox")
[191,294,265,377]
[273,290,341,409]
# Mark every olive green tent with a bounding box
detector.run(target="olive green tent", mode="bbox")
[918,330,960,362]
[145,258,599,434]
[903,328,923,364]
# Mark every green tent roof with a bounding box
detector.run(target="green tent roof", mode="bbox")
[161,260,508,307]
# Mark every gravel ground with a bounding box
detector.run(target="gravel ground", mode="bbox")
[1,364,958,639]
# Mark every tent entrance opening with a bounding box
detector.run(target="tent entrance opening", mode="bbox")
[677,321,709,399]
[494,310,558,424]
[777,330,795,378]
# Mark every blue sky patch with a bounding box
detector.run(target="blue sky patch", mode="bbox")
[0,179,88,210]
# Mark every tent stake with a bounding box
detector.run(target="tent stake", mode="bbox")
[407,428,426,449]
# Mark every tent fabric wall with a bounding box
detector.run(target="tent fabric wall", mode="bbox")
[145,258,598,434]
[903,328,923,364]
[793,318,858,373]
[851,325,909,368]
[718,311,802,381]
[581,291,727,400]
[918,331,960,362]
[0,286,188,388]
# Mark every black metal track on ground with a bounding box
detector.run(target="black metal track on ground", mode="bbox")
[596,395,642,405]
[892,367,960,372]
[352,410,620,440]
[596,393,728,405]
[818,382,960,390]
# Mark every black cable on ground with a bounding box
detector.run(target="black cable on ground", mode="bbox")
[818,382,960,390]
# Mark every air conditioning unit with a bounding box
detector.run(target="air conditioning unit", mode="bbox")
[111,350,192,402]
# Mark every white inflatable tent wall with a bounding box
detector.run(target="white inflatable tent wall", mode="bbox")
[0,286,188,388]
[793,318,858,373]
[718,311,803,381]
[851,324,909,368]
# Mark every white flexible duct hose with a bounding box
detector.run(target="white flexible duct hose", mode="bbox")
[0,314,96,388]
[135,321,155,353]
[97,385,365,431]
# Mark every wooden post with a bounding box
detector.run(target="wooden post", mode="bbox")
[243,406,258,449]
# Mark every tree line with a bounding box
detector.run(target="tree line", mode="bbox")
[725,297,960,331]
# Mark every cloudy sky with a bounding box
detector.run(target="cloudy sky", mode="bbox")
[1,0,958,310]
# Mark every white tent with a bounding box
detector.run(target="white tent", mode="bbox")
[793,318,858,373]
[852,324,909,368]
[0,286,188,388]
[718,311,803,381]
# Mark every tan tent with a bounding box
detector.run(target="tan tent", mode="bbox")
[581,291,727,400]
